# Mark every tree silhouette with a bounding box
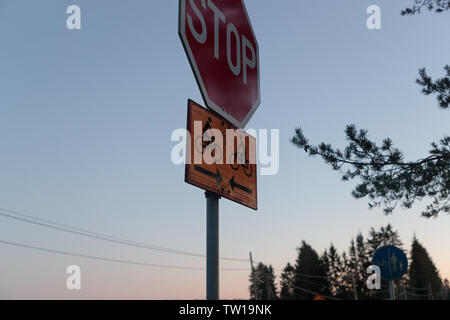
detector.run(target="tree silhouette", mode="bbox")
[293,241,329,299]
[323,244,346,298]
[249,262,278,300]
[408,236,442,299]
[366,224,403,258]
[279,263,296,299]
[291,2,449,217]
[443,278,450,299]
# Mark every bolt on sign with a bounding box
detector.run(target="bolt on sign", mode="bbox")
[179,0,260,129]
[185,100,257,210]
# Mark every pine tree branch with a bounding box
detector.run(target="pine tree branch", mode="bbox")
[417,66,450,109]
[291,127,450,217]
[401,0,450,15]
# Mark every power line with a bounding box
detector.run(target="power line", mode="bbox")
[291,284,342,300]
[0,207,248,262]
[407,285,428,291]
[0,239,249,271]
[295,272,328,279]
[404,290,429,297]
[269,266,329,280]
[0,211,209,258]
[295,276,328,288]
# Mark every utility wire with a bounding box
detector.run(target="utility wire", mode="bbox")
[295,276,328,288]
[0,239,249,271]
[404,291,429,297]
[407,285,428,291]
[0,207,248,262]
[295,272,328,279]
[0,211,208,258]
[291,284,342,300]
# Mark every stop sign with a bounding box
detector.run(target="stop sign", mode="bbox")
[179,0,260,129]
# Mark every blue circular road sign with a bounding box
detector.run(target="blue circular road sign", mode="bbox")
[372,245,408,280]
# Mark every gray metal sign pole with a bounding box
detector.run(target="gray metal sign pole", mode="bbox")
[206,191,220,300]
[387,246,396,300]
[389,280,396,300]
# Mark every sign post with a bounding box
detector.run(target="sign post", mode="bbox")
[184,99,258,300]
[179,0,260,300]
[387,246,395,300]
[389,279,395,301]
[206,191,220,300]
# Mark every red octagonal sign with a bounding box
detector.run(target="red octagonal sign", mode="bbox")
[179,0,260,129]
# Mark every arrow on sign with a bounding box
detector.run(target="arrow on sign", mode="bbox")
[194,165,223,186]
[229,176,253,195]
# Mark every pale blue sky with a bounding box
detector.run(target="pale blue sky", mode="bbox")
[0,0,449,299]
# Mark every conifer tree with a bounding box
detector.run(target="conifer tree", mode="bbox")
[293,241,329,299]
[324,244,346,298]
[279,263,295,300]
[249,262,278,300]
[408,236,442,299]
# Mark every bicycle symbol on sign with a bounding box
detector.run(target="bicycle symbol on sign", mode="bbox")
[194,117,223,163]
[229,135,253,178]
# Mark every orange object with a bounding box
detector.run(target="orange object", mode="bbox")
[185,100,257,210]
